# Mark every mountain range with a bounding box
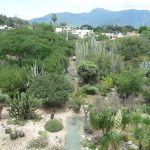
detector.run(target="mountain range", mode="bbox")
[29,8,150,27]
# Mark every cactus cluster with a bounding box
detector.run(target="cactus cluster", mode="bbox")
[8,92,41,120]
[5,127,25,140]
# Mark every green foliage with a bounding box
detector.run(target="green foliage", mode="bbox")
[78,60,98,85]
[8,92,41,120]
[94,25,136,33]
[138,26,148,34]
[44,119,63,132]
[97,76,113,96]
[28,73,73,105]
[116,36,150,61]
[100,130,122,149]
[143,86,150,101]
[27,135,49,149]
[90,108,115,134]
[0,14,29,26]
[81,85,99,95]
[0,25,73,69]
[0,93,10,103]
[0,65,26,97]
[68,90,87,111]
[51,14,57,25]
[121,107,131,130]
[96,34,109,41]
[7,119,26,126]
[115,67,145,97]
[38,130,48,135]
[133,126,145,150]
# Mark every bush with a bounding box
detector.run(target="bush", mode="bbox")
[78,61,98,85]
[0,65,26,98]
[97,76,113,96]
[7,92,41,120]
[115,67,145,98]
[28,73,73,105]
[27,135,49,149]
[44,119,63,132]
[81,85,99,95]
[0,93,10,103]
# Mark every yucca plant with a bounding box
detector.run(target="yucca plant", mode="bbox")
[100,130,122,150]
[133,126,145,150]
[121,107,132,131]
[90,107,115,134]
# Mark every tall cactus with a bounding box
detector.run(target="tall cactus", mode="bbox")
[8,92,41,120]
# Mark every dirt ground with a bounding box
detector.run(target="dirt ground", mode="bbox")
[0,107,83,150]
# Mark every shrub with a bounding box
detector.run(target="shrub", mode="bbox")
[97,76,113,96]
[0,65,26,98]
[44,119,63,132]
[81,85,99,95]
[0,93,10,103]
[7,119,26,126]
[7,92,41,120]
[115,67,145,98]
[28,73,73,105]
[27,135,49,149]
[78,60,98,85]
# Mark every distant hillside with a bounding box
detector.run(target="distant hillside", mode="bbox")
[0,14,29,27]
[29,8,150,27]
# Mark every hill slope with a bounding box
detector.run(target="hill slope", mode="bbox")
[29,8,150,27]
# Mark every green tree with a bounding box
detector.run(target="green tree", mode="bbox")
[51,14,57,26]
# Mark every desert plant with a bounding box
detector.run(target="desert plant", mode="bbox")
[68,90,87,112]
[5,127,12,134]
[121,107,132,131]
[10,131,18,140]
[44,119,63,132]
[113,109,122,130]
[78,60,98,85]
[133,126,145,150]
[100,130,122,150]
[7,119,26,126]
[90,107,115,134]
[27,134,49,149]
[28,73,73,106]
[7,92,41,120]
[81,85,99,95]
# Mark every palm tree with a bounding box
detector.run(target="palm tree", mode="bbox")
[51,14,57,26]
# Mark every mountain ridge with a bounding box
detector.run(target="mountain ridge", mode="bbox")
[29,8,150,27]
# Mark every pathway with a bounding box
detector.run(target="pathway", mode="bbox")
[65,116,84,150]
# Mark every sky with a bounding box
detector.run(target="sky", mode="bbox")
[1,0,150,20]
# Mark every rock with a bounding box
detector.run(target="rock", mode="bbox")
[5,127,12,134]
[126,141,133,145]
[10,132,18,140]
[81,135,85,139]
[72,56,76,61]
[128,144,138,149]
[18,130,25,137]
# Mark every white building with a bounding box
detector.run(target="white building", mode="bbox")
[55,27,93,38]
[0,25,7,30]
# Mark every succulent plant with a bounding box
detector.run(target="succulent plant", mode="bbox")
[10,131,18,140]
[5,127,12,134]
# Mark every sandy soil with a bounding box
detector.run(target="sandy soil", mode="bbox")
[0,107,81,150]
